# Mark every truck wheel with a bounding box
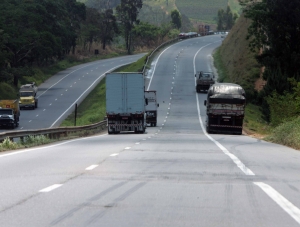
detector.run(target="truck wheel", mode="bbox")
[206,126,210,133]
[35,101,38,108]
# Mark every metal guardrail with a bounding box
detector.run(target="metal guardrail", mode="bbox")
[142,38,179,74]
[0,121,107,142]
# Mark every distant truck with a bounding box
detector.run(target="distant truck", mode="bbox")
[19,82,38,109]
[204,83,246,135]
[106,73,147,134]
[0,100,20,129]
[145,90,159,127]
[195,71,215,93]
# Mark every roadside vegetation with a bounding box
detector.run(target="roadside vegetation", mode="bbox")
[214,0,300,150]
[0,135,51,152]
[0,0,182,100]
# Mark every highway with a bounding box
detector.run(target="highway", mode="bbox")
[0,54,146,132]
[1,35,300,226]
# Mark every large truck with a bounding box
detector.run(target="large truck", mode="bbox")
[195,71,215,93]
[19,82,38,109]
[145,90,159,127]
[204,83,246,135]
[106,73,147,134]
[0,100,20,129]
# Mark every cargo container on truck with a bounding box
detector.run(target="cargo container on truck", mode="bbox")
[106,73,147,134]
[0,99,20,129]
[204,83,245,135]
[145,90,159,127]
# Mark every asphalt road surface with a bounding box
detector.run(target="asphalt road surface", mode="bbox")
[1,35,300,227]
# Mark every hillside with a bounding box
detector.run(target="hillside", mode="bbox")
[216,14,261,99]
[78,0,241,25]
[142,0,241,24]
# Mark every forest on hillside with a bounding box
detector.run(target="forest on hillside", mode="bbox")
[220,0,300,127]
[0,0,183,99]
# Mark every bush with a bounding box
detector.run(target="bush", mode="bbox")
[0,137,19,151]
[266,92,300,126]
[266,117,300,150]
[23,135,50,146]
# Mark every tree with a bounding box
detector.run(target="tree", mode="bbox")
[80,7,102,52]
[116,0,143,54]
[171,10,181,30]
[217,6,236,31]
[99,9,119,50]
[244,0,300,121]
[0,0,86,86]
[132,22,160,47]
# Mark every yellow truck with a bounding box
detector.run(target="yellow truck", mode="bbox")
[0,100,20,129]
[19,82,38,110]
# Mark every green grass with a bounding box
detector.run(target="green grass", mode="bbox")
[60,54,148,127]
[265,117,300,150]
[117,55,148,73]
[60,79,107,126]
[0,135,51,152]
[244,103,271,135]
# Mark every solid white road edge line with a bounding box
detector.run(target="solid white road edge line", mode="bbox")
[0,134,107,159]
[193,43,255,176]
[85,165,98,170]
[254,182,300,224]
[39,184,62,192]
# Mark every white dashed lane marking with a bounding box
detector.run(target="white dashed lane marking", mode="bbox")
[110,153,119,157]
[39,184,62,192]
[85,165,98,170]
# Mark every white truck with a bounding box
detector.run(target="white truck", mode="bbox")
[106,72,147,134]
[145,90,159,127]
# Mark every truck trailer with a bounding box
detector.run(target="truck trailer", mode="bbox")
[145,90,159,127]
[204,83,246,135]
[19,82,38,110]
[106,73,147,134]
[0,99,20,129]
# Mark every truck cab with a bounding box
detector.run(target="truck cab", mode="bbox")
[145,90,159,127]
[195,71,215,93]
[19,83,38,110]
[0,100,20,129]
